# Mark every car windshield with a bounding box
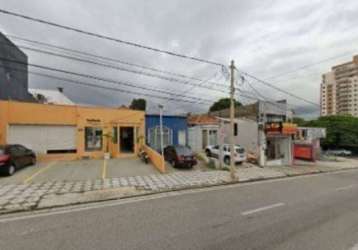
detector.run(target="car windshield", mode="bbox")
[175,146,192,156]
[236,148,245,154]
[0,146,4,155]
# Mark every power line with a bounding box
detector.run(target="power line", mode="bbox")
[6,34,229,88]
[1,64,214,105]
[0,57,216,104]
[9,43,227,91]
[0,9,224,67]
[238,70,320,107]
[263,51,354,81]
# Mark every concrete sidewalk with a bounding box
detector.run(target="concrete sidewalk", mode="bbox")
[0,159,357,215]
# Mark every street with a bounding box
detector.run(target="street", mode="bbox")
[0,169,358,249]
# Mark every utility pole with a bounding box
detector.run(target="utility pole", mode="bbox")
[159,104,164,160]
[229,60,237,180]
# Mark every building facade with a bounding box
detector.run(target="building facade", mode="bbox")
[294,127,326,161]
[321,55,358,117]
[210,100,297,166]
[187,114,259,155]
[0,101,145,161]
[145,114,188,152]
[187,115,219,153]
[0,32,34,102]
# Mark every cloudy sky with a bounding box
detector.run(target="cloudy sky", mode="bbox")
[0,0,357,118]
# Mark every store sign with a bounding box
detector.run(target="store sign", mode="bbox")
[282,123,297,135]
[86,118,102,125]
[265,122,297,135]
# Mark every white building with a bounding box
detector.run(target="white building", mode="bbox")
[187,114,259,154]
[187,115,219,153]
[29,87,74,105]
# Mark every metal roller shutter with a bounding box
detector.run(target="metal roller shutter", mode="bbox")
[7,125,76,154]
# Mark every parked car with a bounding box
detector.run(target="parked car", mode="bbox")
[0,145,36,176]
[325,149,352,157]
[205,144,246,165]
[164,145,197,168]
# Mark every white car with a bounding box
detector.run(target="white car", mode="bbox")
[205,144,247,165]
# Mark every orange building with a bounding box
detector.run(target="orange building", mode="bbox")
[0,100,145,161]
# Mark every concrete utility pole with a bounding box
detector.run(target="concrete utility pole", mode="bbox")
[159,104,164,159]
[229,60,237,180]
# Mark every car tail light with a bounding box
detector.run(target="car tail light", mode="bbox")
[0,154,9,165]
[177,155,184,161]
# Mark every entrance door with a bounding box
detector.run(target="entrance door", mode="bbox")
[202,129,208,149]
[120,127,134,153]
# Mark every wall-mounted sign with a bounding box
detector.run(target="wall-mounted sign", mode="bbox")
[265,122,297,135]
[86,119,101,125]
[282,123,297,135]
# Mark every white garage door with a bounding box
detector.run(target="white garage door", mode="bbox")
[8,125,77,154]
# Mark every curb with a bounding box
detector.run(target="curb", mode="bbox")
[0,167,357,216]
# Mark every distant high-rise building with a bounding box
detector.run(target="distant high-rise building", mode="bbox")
[0,32,34,102]
[320,55,358,117]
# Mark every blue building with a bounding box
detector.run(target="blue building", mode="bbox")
[145,114,188,151]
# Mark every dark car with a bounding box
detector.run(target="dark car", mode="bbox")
[0,145,36,176]
[164,145,197,168]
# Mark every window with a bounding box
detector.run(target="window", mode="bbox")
[234,123,238,136]
[85,127,103,151]
[148,126,172,151]
[112,127,118,144]
[208,130,218,145]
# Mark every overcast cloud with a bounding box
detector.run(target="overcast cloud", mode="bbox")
[0,0,358,118]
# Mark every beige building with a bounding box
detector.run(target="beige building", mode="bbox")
[321,55,358,117]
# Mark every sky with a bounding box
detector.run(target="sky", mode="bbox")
[0,0,358,118]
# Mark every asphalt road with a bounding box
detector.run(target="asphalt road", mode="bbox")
[1,170,358,250]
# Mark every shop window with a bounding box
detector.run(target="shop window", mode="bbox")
[85,127,103,151]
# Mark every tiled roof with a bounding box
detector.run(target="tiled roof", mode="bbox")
[187,114,219,125]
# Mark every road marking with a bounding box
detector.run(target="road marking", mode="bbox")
[23,161,57,184]
[336,185,355,191]
[241,203,285,216]
[102,159,107,180]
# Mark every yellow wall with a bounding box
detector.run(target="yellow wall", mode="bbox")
[0,101,145,160]
[144,145,166,173]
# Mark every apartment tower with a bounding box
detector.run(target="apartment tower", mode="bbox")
[321,55,358,117]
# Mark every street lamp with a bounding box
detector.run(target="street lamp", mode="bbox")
[158,104,164,159]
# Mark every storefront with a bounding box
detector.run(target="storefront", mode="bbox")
[0,101,145,161]
[263,122,297,166]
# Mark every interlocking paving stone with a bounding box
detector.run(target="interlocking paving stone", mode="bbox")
[0,170,236,213]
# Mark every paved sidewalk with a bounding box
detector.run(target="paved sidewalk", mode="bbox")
[0,171,230,214]
[1,160,358,214]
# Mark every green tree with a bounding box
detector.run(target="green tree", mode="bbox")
[304,115,358,152]
[292,117,307,126]
[209,98,242,112]
[129,98,146,111]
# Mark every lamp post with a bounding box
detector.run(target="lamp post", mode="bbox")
[159,104,164,159]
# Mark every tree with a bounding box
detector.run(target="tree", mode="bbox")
[209,98,242,112]
[130,98,146,111]
[292,117,307,126]
[304,115,358,153]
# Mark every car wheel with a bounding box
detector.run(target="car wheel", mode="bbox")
[205,150,211,157]
[7,165,16,176]
[224,156,230,165]
[171,160,176,167]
